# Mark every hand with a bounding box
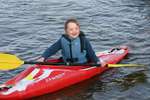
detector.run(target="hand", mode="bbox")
[101,61,107,67]
[37,57,45,62]
[96,61,106,67]
[31,57,45,68]
[100,59,107,67]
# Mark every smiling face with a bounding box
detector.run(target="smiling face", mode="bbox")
[66,22,80,38]
[65,19,80,39]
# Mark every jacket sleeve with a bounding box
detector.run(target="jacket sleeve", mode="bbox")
[84,38,99,63]
[42,39,61,60]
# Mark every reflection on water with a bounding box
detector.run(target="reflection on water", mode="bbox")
[113,70,147,91]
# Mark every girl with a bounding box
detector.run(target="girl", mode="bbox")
[38,18,102,65]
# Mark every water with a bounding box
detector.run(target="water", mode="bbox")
[0,0,150,100]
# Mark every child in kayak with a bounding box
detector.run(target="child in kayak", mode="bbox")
[38,18,103,66]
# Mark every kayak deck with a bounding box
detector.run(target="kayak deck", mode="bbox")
[0,47,128,99]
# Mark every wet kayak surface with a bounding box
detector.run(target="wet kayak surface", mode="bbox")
[0,0,150,100]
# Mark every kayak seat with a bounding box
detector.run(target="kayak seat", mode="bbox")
[109,48,121,53]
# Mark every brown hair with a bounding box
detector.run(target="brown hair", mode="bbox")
[64,18,80,30]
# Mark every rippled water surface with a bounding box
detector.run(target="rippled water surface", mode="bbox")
[0,0,150,100]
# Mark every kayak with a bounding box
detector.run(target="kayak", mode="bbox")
[0,47,128,99]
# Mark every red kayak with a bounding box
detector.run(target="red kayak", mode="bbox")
[0,47,128,99]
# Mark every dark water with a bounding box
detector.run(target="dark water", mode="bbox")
[0,0,150,100]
